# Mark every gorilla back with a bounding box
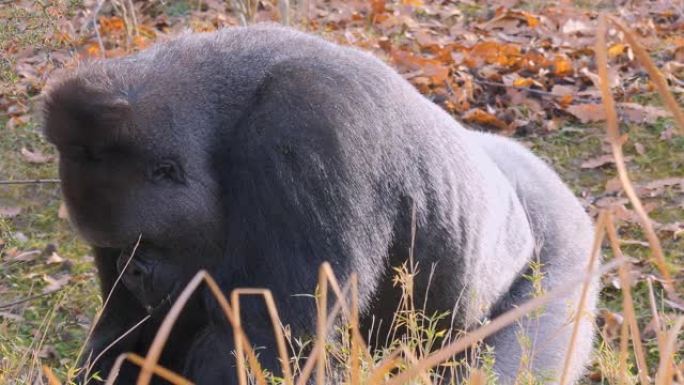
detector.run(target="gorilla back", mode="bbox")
[43,25,597,384]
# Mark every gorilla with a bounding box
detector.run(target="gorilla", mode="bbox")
[43,25,597,384]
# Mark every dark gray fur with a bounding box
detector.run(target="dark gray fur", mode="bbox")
[43,25,597,384]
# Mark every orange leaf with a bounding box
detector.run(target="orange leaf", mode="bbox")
[466,41,521,68]
[512,77,533,87]
[463,108,509,131]
[99,16,125,34]
[371,0,386,15]
[523,12,539,28]
[565,103,606,123]
[558,94,574,108]
[402,0,423,6]
[607,43,627,58]
[423,63,449,84]
[83,42,101,58]
[552,55,573,76]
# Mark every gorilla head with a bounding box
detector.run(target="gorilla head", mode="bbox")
[43,74,225,310]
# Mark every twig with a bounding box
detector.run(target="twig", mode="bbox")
[0,179,60,185]
[93,0,106,58]
[0,290,60,309]
[605,211,650,385]
[595,13,684,308]
[472,79,596,103]
[558,211,606,385]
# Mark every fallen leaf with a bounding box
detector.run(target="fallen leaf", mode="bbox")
[57,202,69,220]
[0,206,21,218]
[561,19,592,35]
[607,43,627,59]
[46,252,65,265]
[0,312,24,322]
[10,250,40,262]
[566,104,606,123]
[581,154,633,169]
[463,108,510,132]
[552,55,573,76]
[598,309,624,344]
[618,103,671,124]
[20,148,54,164]
[42,274,70,294]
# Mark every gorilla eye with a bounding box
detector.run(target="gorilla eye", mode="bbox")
[149,160,184,184]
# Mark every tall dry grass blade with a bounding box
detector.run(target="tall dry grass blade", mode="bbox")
[316,263,329,385]
[605,212,650,385]
[558,211,605,385]
[467,368,486,385]
[655,317,684,385]
[646,277,665,350]
[398,345,434,385]
[231,288,294,385]
[368,349,404,385]
[607,15,684,135]
[43,365,62,385]
[297,280,354,385]
[105,353,193,385]
[231,290,248,385]
[88,313,151,382]
[350,274,361,385]
[319,263,371,354]
[135,271,266,385]
[619,312,630,385]
[79,235,142,380]
[595,13,682,308]
[378,216,618,385]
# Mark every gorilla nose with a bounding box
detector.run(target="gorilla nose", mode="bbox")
[117,253,151,291]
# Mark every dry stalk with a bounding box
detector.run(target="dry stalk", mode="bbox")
[655,317,684,385]
[231,288,247,385]
[595,13,682,307]
[350,274,361,385]
[105,353,193,385]
[231,288,294,385]
[619,314,630,385]
[605,212,650,385]
[646,277,665,350]
[608,16,684,134]
[135,271,266,385]
[316,262,328,385]
[81,236,143,380]
[558,211,605,385]
[42,366,61,385]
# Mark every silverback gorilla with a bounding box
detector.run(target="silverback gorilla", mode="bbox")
[43,25,597,384]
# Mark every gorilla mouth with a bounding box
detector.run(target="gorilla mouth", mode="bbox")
[116,247,183,314]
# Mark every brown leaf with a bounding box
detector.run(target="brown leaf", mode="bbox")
[618,103,671,124]
[566,104,606,123]
[552,55,573,76]
[58,202,69,220]
[42,274,70,294]
[598,309,624,344]
[20,147,54,164]
[46,252,65,265]
[0,206,21,218]
[581,154,632,169]
[463,108,509,132]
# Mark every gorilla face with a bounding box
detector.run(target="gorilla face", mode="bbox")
[44,77,226,307]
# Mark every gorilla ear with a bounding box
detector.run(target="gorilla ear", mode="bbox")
[43,77,131,146]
